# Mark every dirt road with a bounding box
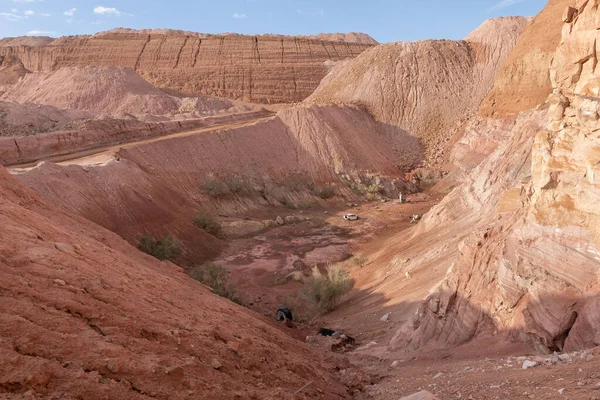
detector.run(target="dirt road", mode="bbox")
[8,112,274,171]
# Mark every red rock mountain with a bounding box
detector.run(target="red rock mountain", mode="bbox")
[0,30,375,104]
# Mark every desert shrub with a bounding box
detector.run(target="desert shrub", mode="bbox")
[349,254,368,268]
[226,175,243,193]
[191,262,243,305]
[366,193,377,201]
[313,185,335,199]
[366,183,383,193]
[201,175,230,198]
[137,234,182,261]
[193,212,221,236]
[305,264,353,313]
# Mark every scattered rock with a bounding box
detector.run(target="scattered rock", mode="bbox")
[391,360,399,368]
[54,242,74,253]
[305,336,316,344]
[558,388,565,395]
[53,279,66,286]
[399,390,439,400]
[433,372,443,379]
[106,359,120,374]
[558,354,571,362]
[211,358,222,370]
[521,360,538,370]
[551,352,560,364]
[284,216,298,224]
[275,216,284,225]
[380,312,390,322]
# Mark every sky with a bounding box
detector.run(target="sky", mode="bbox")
[0,0,548,43]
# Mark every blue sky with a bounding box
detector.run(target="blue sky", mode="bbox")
[1,0,548,43]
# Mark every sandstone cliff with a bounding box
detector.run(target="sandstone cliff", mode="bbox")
[0,30,374,104]
[306,17,528,166]
[479,0,575,117]
[386,0,600,353]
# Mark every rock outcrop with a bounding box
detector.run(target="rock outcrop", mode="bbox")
[306,17,528,165]
[0,30,374,104]
[0,166,353,399]
[388,0,600,353]
[479,0,574,117]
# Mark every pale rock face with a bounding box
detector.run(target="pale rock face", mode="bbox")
[390,0,600,353]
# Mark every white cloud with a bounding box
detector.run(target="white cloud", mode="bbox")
[63,8,76,16]
[39,12,51,17]
[488,0,526,11]
[232,13,247,19]
[0,12,23,21]
[24,10,34,16]
[11,8,18,12]
[13,0,44,3]
[27,30,54,35]
[94,6,133,16]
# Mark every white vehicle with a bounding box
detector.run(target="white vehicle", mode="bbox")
[344,213,360,221]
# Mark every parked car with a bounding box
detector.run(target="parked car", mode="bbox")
[344,213,360,221]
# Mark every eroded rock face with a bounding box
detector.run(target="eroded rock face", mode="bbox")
[306,17,528,166]
[479,0,575,117]
[0,31,374,104]
[390,1,600,353]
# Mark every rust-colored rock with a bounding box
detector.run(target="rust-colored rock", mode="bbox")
[0,30,374,104]
[479,0,575,117]
[15,105,418,263]
[0,166,353,399]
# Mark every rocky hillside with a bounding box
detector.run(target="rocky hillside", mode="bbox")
[15,105,418,263]
[0,30,374,104]
[0,166,355,399]
[306,17,528,166]
[377,0,600,353]
[0,66,251,120]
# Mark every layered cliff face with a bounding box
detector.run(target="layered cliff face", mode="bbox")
[479,0,575,117]
[0,31,374,104]
[388,0,600,353]
[306,17,528,166]
[0,66,249,119]
[0,165,355,399]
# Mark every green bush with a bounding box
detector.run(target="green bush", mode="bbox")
[226,175,243,193]
[137,234,182,261]
[305,264,353,313]
[193,212,221,236]
[202,176,230,198]
[314,185,334,199]
[366,183,383,194]
[191,262,243,305]
[349,254,368,268]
